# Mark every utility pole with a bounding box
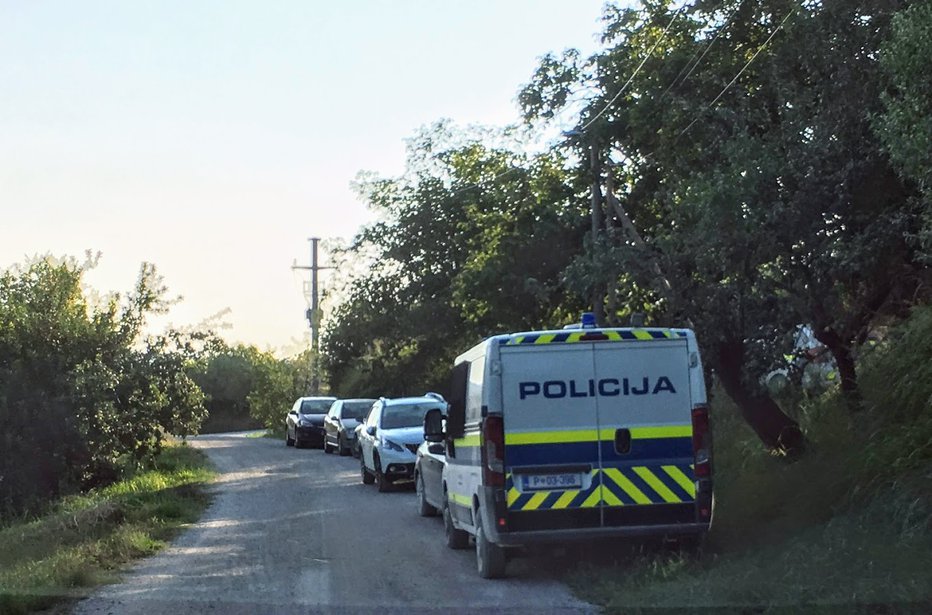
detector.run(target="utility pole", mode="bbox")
[589,141,605,326]
[292,237,332,393]
[563,129,606,326]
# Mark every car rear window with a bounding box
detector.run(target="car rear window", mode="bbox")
[342,401,374,420]
[381,403,444,429]
[300,399,333,413]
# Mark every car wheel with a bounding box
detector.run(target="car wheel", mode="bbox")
[294,432,304,449]
[323,438,333,454]
[476,512,506,579]
[360,457,374,485]
[374,453,391,493]
[443,494,469,550]
[285,427,295,447]
[338,435,350,457]
[416,473,437,517]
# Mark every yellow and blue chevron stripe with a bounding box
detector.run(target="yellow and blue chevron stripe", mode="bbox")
[505,329,687,345]
[506,464,695,512]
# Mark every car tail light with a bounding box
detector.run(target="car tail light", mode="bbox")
[691,404,712,478]
[482,415,505,487]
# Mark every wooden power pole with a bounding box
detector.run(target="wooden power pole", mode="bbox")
[292,237,332,393]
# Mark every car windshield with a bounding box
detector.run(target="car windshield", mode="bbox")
[381,403,443,430]
[342,401,374,420]
[299,399,333,414]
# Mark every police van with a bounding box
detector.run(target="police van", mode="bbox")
[423,313,713,578]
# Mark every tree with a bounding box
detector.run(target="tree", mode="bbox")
[322,122,586,397]
[0,256,208,517]
[519,0,925,450]
[876,0,932,261]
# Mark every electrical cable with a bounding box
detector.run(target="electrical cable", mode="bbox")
[579,3,687,132]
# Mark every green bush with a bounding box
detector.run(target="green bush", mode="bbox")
[0,257,208,520]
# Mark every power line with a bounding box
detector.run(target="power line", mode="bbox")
[438,3,797,201]
[579,4,687,133]
[658,0,736,102]
[676,5,798,140]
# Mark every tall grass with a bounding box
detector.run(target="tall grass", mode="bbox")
[0,442,215,615]
[567,306,932,611]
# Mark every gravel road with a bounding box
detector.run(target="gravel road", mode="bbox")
[69,432,595,614]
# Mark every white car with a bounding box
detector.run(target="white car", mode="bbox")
[358,395,447,492]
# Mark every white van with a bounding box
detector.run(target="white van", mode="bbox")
[423,313,713,578]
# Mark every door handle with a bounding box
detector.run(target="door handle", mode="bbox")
[614,428,632,454]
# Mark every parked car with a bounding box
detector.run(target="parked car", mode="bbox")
[323,398,375,456]
[414,419,447,517]
[358,394,447,492]
[352,422,366,458]
[285,396,337,449]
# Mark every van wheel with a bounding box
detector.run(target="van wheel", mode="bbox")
[338,436,350,456]
[360,458,374,485]
[476,513,506,579]
[416,474,437,517]
[443,496,469,550]
[285,429,294,447]
[323,439,333,454]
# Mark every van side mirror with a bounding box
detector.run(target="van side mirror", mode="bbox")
[366,426,376,436]
[446,362,469,439]
[423,408,444,442]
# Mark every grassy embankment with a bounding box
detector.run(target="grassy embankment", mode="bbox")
[567,307,932,612]
[0,442,216,615]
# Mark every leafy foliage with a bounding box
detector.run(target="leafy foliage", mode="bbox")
[0,257,208,518]
[323,0,930,451]
[322,123,586,397]
[246,348,314,432]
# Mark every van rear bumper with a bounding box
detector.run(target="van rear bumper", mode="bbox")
[490,522,710,546]
[478,486,709,546]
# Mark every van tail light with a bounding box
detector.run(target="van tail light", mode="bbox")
[482,415,505,488]
[691,404,712,478]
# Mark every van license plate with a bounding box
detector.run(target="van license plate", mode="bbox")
[521,473,582,491]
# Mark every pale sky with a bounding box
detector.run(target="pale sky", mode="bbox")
[1,1,606,355]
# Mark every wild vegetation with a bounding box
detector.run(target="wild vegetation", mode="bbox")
[0,255,303,520]
[323,0,929,451]
[320,0,931,608]
[0,442,215,615]
[0,256,209,519]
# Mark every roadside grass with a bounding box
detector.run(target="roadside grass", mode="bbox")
[0,442,215,615]
[566,307,932,612]
[565,401,932,612]
[263,426,285,439]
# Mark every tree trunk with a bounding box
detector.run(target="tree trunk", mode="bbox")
[716,340,805,455]
[813,327,862,409]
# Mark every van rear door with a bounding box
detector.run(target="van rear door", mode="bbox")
[499,342,602,530]
[593,338,697,526]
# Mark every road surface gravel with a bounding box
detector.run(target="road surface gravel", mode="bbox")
[69,432,596,614]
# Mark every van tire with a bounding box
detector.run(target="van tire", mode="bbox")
[338,436,350,456]
[443,497,469,550]
[476,513,506,579]
[285,429,294,447]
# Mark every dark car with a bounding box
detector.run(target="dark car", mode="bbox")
[414,411,447,517]
[323,398,375,456]
[285,396,337,449]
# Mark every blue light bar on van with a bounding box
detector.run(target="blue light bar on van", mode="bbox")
[581,312,597,328]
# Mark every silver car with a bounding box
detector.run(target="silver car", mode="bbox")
[323,398,375,456]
